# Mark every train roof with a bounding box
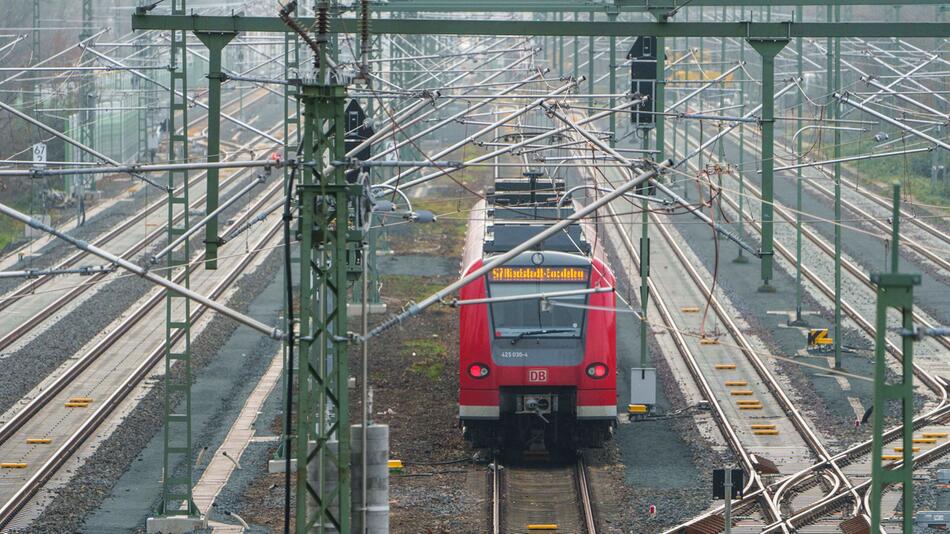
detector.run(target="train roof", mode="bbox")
[481,174,591,255]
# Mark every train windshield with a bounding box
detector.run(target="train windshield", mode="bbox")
[489,281,587,339]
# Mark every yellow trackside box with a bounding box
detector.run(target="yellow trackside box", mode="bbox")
[807,329,832,348]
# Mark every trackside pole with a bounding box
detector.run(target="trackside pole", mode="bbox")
[869,184,918,534]
[724,468,732,534]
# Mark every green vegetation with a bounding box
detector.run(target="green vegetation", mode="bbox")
[379,274,452,302]
[404,338,447,381]
[814,132,949,208]
[0,217,22,252]
[0,175,34,252]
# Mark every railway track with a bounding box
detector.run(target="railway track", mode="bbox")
[716,117,950,277]
[492,455,596,534]
[671,24,950,275]
[563,102,947,530]
[0,105,288,357]
[649,116,950,531]
[0,177,285,528]
[672,128,950,378]
[0,85,273,272]
[560,120,850,530]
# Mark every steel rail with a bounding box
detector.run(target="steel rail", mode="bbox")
[671,129,950,528]
[1,202,280,338]
[565,115,853,528]
[0,168,275,353]
[0,100,166,191]
[339,44,539,169]
[364,63,547,164]
[650,208,858,511]
[0,218,284,529]
[704,104,950,274]
[0,86,278,308]
[762,410,950,532]
[673,133,950,390]
[810,162,950,248]
[595,174,769,520]
[685,120,950,345]
[389,97,646,192]
[491,455,597,534]
[0,121,289,353]
[381,77,581,187]
[0,178,282,446]
[81,45,282,145]
[576,457,597,534]
[491,458,501,534]
[733,174,950,354]
[654,22,949,531]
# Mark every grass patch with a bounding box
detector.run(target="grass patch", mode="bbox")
[379,274,451,302]
[404,338,447,381]
[810,132,950,208]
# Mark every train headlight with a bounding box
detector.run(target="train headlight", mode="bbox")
[586,363,609,379]
[468,363,490,379]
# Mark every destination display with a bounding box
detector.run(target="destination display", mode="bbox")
[489,266,588,282]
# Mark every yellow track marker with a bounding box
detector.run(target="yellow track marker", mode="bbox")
[26,439,51,444]
[737,400,761,405]
[893,447,920,453]
[739,404,763,410]
[753,429,779,436]
[725,380,748,387]
[681,307,700,313]
[628,404,648,414]
[528,525,558,531]
[700,337,720,345]
[68,397,93,403]
[881,455,902,461]
[0,463,27,469]
[715,364,736,370]
[64,402,89,408]
[388,460,403,471]
[913,438,937,444]
[922,432,948,438]
[730,390,754,396]
[750,424,776,429]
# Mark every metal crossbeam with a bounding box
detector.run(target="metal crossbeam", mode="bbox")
[366,0,950,12]
[132,15,950,38]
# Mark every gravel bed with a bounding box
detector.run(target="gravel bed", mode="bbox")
[0,182,153,295]
[913,460,950,533]
[708,125,950,327]
[583,212,737,532]
[18,248,281,533]
[0,274,152,415]
[659,177,930,452]
[0,176,274,415]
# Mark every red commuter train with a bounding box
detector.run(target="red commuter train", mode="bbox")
[457,176,617,451]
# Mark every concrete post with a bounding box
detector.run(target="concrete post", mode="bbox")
[351,424,389,534]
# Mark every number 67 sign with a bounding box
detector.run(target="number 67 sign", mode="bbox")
[32,143,47,170]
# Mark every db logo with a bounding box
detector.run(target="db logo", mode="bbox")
[527,369,548,383]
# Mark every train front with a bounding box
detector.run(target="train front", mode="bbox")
[459,250,617,451]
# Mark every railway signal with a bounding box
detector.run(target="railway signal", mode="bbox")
[713,468,743,534]
[627,36,657,127]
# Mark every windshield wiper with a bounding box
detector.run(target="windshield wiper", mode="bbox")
[510,328,575,345]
